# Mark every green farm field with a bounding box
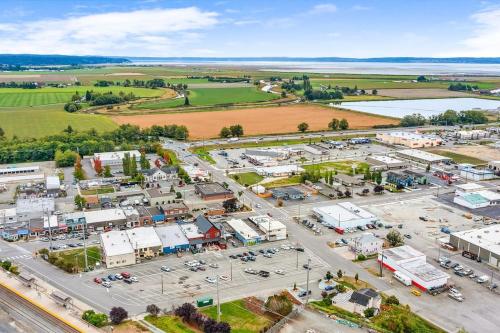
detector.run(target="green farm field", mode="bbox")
[0,105,117,138]
[310,78,496,90]
[0,86,164,107]
[135,87,279,109]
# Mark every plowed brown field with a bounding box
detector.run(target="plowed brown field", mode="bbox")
[112,104,399,139]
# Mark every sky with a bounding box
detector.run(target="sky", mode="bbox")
[0,0,499,58]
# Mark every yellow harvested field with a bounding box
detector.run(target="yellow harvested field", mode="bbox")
[112,104,399,139]
[105,72,146,76]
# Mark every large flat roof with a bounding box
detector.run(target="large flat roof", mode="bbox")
[383,131,440,140]
[456,183,485,191]
[126,227,162,249]
[396,149,452,162]
[313,202,376,222]
[367,155,405,164]
[226,219,260,240]
[155,224,189,247]
[256,165,304,174]
[84,209,126,224]
[382,245,425,262]
[93,150,141,161]
[100,231,134,257]
[452,225,500,256]
[195,182,232,196]
[401,260,450,282]
[179,223,203,239]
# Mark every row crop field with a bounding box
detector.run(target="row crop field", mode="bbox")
[0,86,164,107]
[309,78,496,90]
[134,87,279,109]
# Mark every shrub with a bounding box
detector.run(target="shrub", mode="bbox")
[385,295,400,305]
[109,307,128,325]
[357,254,366,261]
[82,310,108,327]
[146,304,160,317]
[265,294,293,317]
[336,284,346,293]
[364,307,375,318]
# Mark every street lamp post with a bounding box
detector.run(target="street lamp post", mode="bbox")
[216,276,221,322]
[305,258,311,304]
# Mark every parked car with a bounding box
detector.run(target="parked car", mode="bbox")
[259,270,270,277]
[130,276,138,283]
[275,269,285,275]
[229,255,237,259]
[124,278,133,284]
[324,285,335,291]
[296,248,305,252]
[298,290,311,297]
[303,264,312,270]
[93,277,102,284]
[205,276,217,284]
[114,273,123,280]
[102,281,111,288]
[219,275,230,281]
[121,272,130,279]
[244,268,257,275]
[448,293,464,302]
[404,234,412,239]
[108,274,117,281]
[263,253,273,258]
[209,263,219,268]
[161,266,172,272]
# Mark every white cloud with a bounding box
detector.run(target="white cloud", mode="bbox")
[0,7,218,56]
[308,3,337,15]
[233,19,260,26]
[439,7,500,57]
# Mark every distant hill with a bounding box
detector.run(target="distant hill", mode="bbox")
[128,56,500,64]
[0,54,130,66]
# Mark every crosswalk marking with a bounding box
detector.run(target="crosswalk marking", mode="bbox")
[1,254,32,261]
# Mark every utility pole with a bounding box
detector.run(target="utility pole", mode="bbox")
[216,275,221,322]
[305,258,311,304]
[82,217,88,271]
[230,260,233,281]
[379,251,384,277]
[161,274,164,294]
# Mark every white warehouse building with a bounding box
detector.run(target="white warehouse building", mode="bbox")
[312,202,378,229]
[100,231,136,268]
[248,215,287,241]
[93,150,141,167]
[378,245,449,291]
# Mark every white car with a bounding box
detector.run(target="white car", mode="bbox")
[209,263,219,268]
[102,281,111,288]
[114,274,123,280]
[58,244,68,249]
[219,275,230,281]
[161,266,172,272]
[280,245,290,250]
[130,276,138,282]
[205,276,217,284]
[275,269,285,275]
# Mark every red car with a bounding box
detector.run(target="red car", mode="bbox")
[94,277,102,284]
[121,272,131,279]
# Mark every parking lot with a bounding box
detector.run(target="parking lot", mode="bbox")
[82,240,328,311]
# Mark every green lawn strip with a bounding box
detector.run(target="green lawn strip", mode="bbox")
[164,149,180,166]
[262,175,302,188]
[0,106,118,138]
[191,133,376,152]
[200,299,273,333]
[230,172,264,186]
[371,305,447,333]
[80,186,115,195]
[144,315,199,333]
[303,161,370,175]
[427,149,487,165]
[192,147,216,164]
[54,246,101,271]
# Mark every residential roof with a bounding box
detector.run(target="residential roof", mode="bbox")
[355,233,382,245]
[349,288,379,306]
[126,227,162,250]
[451,224,500,256]
[194,214,219,233]
[100,230,134,257]
[226,219,260,240]
[195,183,233,196]
[84,209,126,224]
[155,224,189,248]
[140,168,165,176]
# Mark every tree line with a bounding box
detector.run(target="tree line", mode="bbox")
[94,78,187,91]
[448,82,479,91]
[0,124,188,164]
[400,109,488,127]
[0,81,39,89]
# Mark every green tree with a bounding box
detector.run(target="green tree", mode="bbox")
[281,91,287,98]
[122,152,130,176]
[337,269,343,279]
[364,307,375,318]
[328,118,339,130]
[364,168,372,181]
[74,194,86,210]
[355,273,359,284]
[104,165,112,177]
[387,230,404,247]
[385,295,400,305]
[298,122,309,133]
[339,118,349,130]
[372,89,377,95]
[146,304,161,317]
[184,96,190,106]
[220,127,231,138]
[73,155,85,180]
[335,284,346,293]
[426,163,431,172]
[325,271,333,281]
[140,151,150,170]
[130,154,138,177]
[400,113,426,127]
[0,127,5,139]
[229,124,244,137]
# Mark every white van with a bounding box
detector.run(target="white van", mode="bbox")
[393,271,412,286]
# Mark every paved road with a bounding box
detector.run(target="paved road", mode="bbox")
[0,284,80,333]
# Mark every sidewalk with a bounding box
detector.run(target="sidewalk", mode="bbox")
[0,270,102,333]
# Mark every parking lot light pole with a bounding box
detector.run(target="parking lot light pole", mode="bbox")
[216,276,221,322]
[305,258,311,305]
[230,260,233,281]
[161,274,164,294]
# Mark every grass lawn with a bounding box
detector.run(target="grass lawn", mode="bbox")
[372,305,446,333]
[113,320,149,333]
[54,246,101,271]
[192,147,216,164]
[427,149,487,165]
[0,105,117,138]
[144,315,199,333]
[135,87,278,109]
[262,175,302,188]
[303,161,370,175]
[200,299,272,333]
[231,172,264,186]
[80,186,115,195]
[0,86,163,107]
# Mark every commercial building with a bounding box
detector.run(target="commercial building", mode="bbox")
[244,148,297,160]
[402,170,428,185]
[378,245,449,291]
[386,171,414,188]
[454,130,490,140]
[45,176,61,195]
[194,183,234,201]
[85,209,127,230]
[159,202,189,221]
[271,187,305,200]
[179,223,205,248]
[155,224,190,254]
[245,154,279,167]
[193,215,222,245]
[226,218,261,245]
[146,188,175,206]
[304,144,329,155]
[366,155,408,170]
[92,150,141,167]
[351,233,383,255]
[312,202,378,229]
[460,167,495,181]
[248,215,287,241]
[100,231,136,268]
[183,165,210,181]
[255,165,304,177]
[395,149,452,164]
[488,161,500,175]
[449,225,500,268]
[0,165,44,184]
[126,227,162,259]
[333,174,365,187]
[376,132,442,148]
[140,166,177,182]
